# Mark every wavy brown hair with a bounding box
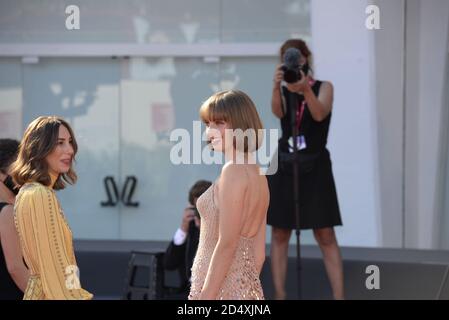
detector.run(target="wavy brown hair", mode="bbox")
[10,116,78,190]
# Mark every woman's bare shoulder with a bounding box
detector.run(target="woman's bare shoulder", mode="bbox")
[320,80,334,93]
[221,163,250,183]
[0,204,14,224]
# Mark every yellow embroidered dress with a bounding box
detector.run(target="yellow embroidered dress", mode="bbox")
[14,182,92,300]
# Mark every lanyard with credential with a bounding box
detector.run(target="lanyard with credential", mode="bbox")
[295,78,315,134]
[295,101,305,134]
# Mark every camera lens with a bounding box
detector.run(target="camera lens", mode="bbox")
[282,65,302,83]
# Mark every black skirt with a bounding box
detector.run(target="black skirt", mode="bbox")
[267,148,342,230]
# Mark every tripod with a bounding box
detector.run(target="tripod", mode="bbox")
[286,90,304,300]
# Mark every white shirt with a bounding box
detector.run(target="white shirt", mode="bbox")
[173,228,187,246]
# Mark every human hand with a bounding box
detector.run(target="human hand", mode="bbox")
[286,70,311,94]
[180,207,196,233]
[273,64,284,87]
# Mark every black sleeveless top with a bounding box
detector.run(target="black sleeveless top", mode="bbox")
[267,79,342,230]
[279,80,332,154]
[0,202,23,300]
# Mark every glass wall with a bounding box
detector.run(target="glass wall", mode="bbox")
[0,0,311,240]
[5,0,448,250]
[0,0,309,44]
[0,58,22,140]
[0,55,288,240]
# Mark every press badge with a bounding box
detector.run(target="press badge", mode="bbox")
[288,135,307,153]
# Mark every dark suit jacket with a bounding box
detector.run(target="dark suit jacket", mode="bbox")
[164,221,199,297]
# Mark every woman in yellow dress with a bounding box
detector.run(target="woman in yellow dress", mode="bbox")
[10,116,92,300]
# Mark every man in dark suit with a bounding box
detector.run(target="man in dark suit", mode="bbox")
[164,180,211,299]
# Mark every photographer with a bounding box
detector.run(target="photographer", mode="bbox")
[164,180,211,298]
[267,39,344,300]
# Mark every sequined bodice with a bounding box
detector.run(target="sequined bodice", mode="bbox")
[188,183,264,300]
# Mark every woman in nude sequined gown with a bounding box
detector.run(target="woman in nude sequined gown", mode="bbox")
[189,90,269,300]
